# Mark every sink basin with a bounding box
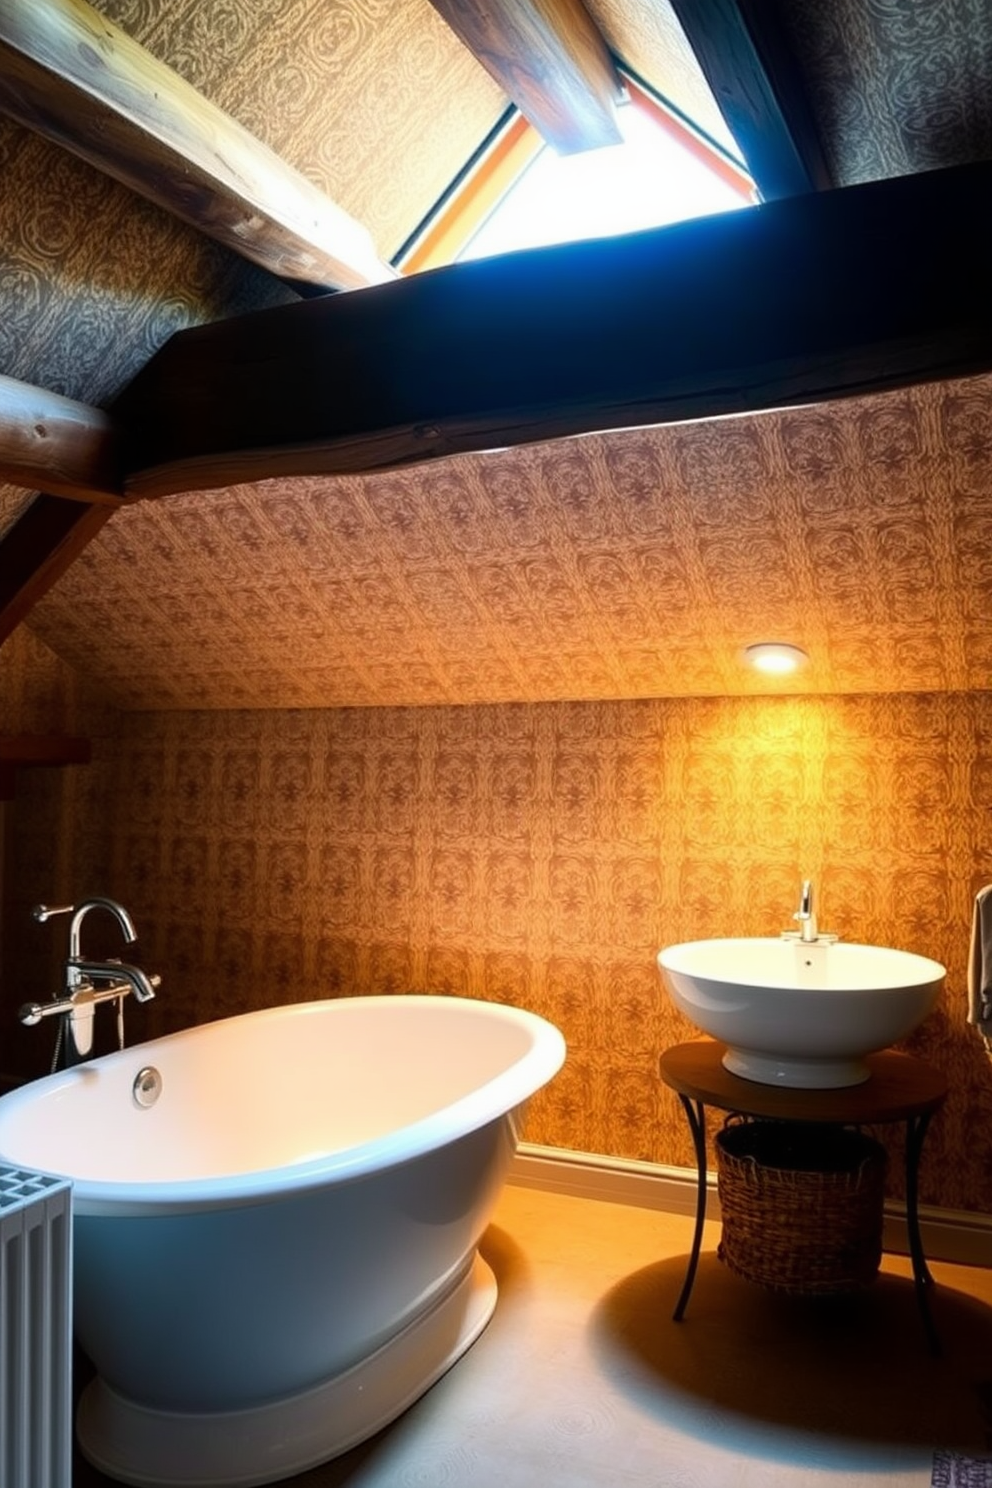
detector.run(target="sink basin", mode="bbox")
[657,937,945,1087]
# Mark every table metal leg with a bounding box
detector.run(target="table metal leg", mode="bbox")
[904,1110,939,1355]
[673,1095,707,1321]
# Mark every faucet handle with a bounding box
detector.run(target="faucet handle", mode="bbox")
[32,903,75,923]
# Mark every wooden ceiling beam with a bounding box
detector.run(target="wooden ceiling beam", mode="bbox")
[0,494,115,646]
[0,373,123,639]
[0,734,91,766]
[428,0,624,153]
[0,735,91,800]
[0,374,123,503]
[0,0,393,292]
[666,0,832,198]
[113,162,992,500]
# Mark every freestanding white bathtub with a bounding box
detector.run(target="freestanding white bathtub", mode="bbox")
[0,994,565,1487]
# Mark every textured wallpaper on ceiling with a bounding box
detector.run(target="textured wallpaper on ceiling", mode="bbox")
[93,0,508,264]
[7,672,992,1215]
[779,0,992,186]
[0,118,292,413]
[28,373,992,709]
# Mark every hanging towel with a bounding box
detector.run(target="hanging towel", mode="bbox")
[967,884,992,1044]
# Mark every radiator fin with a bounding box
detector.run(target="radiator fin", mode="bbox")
[0,1168,72,1488]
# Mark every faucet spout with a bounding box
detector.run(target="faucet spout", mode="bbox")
[796,879,817,942]
[782,879,838,945]
[68,958,159,1003]
[68,896,137,958]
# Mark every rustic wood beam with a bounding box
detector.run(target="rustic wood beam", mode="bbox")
[115,162,992,500]
[428,0,624,153]
[666,0,832,198]
[0,374,124,503]
[0,495,114,645]
[0,0,393,291]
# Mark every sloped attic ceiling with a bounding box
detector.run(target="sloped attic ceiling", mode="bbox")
[4,0,992,709]
[25,373,992,710]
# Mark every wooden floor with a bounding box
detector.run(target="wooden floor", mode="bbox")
[74,1182,992,1486]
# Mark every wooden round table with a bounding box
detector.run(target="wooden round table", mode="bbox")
[659,1040,948,1351]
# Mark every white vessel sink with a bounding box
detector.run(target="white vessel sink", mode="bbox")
[657,937,945,1088]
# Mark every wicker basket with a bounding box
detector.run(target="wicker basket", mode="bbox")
[715,1118,887,1296]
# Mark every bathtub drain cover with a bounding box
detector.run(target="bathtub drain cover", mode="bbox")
[132,1067,162,1108]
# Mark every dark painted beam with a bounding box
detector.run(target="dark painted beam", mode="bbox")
[0,735,91,800]
[667,0,832,198]
[116,162,992,500]
[0,495,115,645]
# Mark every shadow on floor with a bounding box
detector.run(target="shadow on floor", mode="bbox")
[589,1251,992,1465]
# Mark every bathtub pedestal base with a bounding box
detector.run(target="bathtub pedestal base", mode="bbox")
[77,1253,498,1487]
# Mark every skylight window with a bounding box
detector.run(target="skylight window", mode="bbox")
[399,77,755,274]
[461,93,751,260]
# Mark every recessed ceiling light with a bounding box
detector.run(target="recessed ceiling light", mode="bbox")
[743,642,809,675]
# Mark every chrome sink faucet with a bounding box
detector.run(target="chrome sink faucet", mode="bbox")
[783,879,838,945]
[794,878,817,942]
[21,898,159,1061]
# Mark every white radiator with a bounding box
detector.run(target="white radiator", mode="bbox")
[0,1167,72,1488]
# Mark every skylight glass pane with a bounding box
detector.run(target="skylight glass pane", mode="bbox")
[458,100,750,262]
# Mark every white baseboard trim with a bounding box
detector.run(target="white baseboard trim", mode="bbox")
[509,1143,992,1270]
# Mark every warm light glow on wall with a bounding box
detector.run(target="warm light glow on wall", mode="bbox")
[743,642,809,676]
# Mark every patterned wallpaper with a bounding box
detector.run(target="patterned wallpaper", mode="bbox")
[26,372,992,709]
[0,629,120,1043]
[0,116,293,412]
[0,622,112,736]
[778,0,992,186]
[587,0,738,154]
[92,0,509,265]
[4,626,992,1215]
[0,487,34,534]
[0,108,293,542]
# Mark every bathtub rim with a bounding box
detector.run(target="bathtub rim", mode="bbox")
[0,995,565,1217]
